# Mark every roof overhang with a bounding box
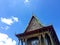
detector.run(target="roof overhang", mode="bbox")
[16,25,54,38]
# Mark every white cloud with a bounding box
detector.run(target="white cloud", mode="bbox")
[1,17,13,25]
[0,26,9,30]
[5,26,9,30]
[0,16,19,25]
[12,16,18,22]
[24,0,29,3]
[24,0,30,7]
[25,0,29,2]
[0,33,16,45]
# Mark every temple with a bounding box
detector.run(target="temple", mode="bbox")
[16,15,60,45]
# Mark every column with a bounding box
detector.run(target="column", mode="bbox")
[42,34,46,45]
[25,39,27,45]
[48,33,54,45]
[21,40,23,45]
[39,36,41,45]
[18,39,20,45]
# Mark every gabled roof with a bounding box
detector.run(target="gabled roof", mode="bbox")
[24,15,43,33]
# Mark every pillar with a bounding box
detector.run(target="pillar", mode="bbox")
[42,34,46,45]
[25,39,27,45]
[21,40,23,45]
[48,33,54,45]
[18,39,20,45]
[39,36,41,45]
[18,39,23,45]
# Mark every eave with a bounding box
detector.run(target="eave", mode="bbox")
[16,25,53,38]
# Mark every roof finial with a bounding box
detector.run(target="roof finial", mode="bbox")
[32,12,35,16]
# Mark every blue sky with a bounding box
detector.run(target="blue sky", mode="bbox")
[0,0,60,45]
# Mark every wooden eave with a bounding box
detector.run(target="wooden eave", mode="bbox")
[16,25,54,38]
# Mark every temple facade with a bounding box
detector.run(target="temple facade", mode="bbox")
[16,15,60,45]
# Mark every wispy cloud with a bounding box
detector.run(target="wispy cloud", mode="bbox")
[0,16,19,30]
[0,16,19,25]
[12,16,19,22]
[1,17,13,25]
[0,33,16,45]
[0,26,9,30]
[24,0,29,3]
[24,0,31,7]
